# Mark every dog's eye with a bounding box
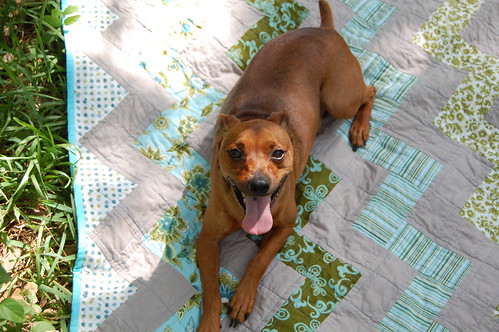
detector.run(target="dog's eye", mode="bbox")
[271,150,285,160]
[228,148,243,160]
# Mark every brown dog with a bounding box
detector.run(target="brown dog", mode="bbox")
[197,0,375,330]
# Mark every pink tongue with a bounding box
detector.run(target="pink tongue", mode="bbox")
[242,196,273,235]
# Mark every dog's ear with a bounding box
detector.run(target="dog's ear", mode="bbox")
[218,114,240,131]
[267,111,288,129]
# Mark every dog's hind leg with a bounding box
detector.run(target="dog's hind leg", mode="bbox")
[349,85,375,151]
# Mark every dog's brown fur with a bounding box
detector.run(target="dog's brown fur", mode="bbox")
[197,1,375,330]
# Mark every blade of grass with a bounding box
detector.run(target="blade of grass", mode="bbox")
[1,0,76,329]
[3,160,35,220]
[46,232,65,278]
[39,281,72,303]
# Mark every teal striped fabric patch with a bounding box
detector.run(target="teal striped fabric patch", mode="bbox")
[135,1,471,330]
[353,173,423,246]
[337,49,418,148]
[356,49,418,106]
[351,135,471,331]
[334,0,473,330]
[387,224,471,289]
[342,0,396,27]
[340,0,396,48]
[363,133,442,191]
[378,274,453,332]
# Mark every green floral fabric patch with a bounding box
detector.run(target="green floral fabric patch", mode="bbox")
[244,156,360,331]
[414,0,498,243]
[137,2,361,330]
[227,0,309,70]
[260,157,361,331]
[263,267,360,331]
[295,156,341,230]
[265,232,361,331]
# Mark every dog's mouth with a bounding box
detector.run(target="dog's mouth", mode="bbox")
[226,175,288,213]
[226,175,288,235]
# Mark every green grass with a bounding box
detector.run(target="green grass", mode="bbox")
[0,0,76,330]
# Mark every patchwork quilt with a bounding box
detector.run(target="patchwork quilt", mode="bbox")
[65,0,499,331]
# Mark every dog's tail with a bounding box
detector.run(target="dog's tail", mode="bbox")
[319,0,334,29]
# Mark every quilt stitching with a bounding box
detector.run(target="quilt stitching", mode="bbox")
[137,0,432,329]
[132,3,362,327]
[263,158,360,331]
[340,0,395,49]
[414,0,498,243]
[65,0,499,330]
[378,274,454,332]
[69,47,137,330]
[227,0,310,70]
[265,233,361,331]
[333,0,475,330]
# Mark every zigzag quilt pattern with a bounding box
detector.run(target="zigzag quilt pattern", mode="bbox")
[65,0,498,331]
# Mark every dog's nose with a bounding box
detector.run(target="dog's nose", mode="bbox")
[248,177,270,196]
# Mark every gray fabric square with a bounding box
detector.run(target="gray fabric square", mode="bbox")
[67,0,499,331]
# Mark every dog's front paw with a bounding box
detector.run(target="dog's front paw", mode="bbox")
[349,119,369,151]
[227,282,256,328]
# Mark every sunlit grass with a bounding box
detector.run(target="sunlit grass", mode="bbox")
[0,0,76,330]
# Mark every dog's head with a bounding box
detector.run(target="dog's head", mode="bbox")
[216,112,294,235]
